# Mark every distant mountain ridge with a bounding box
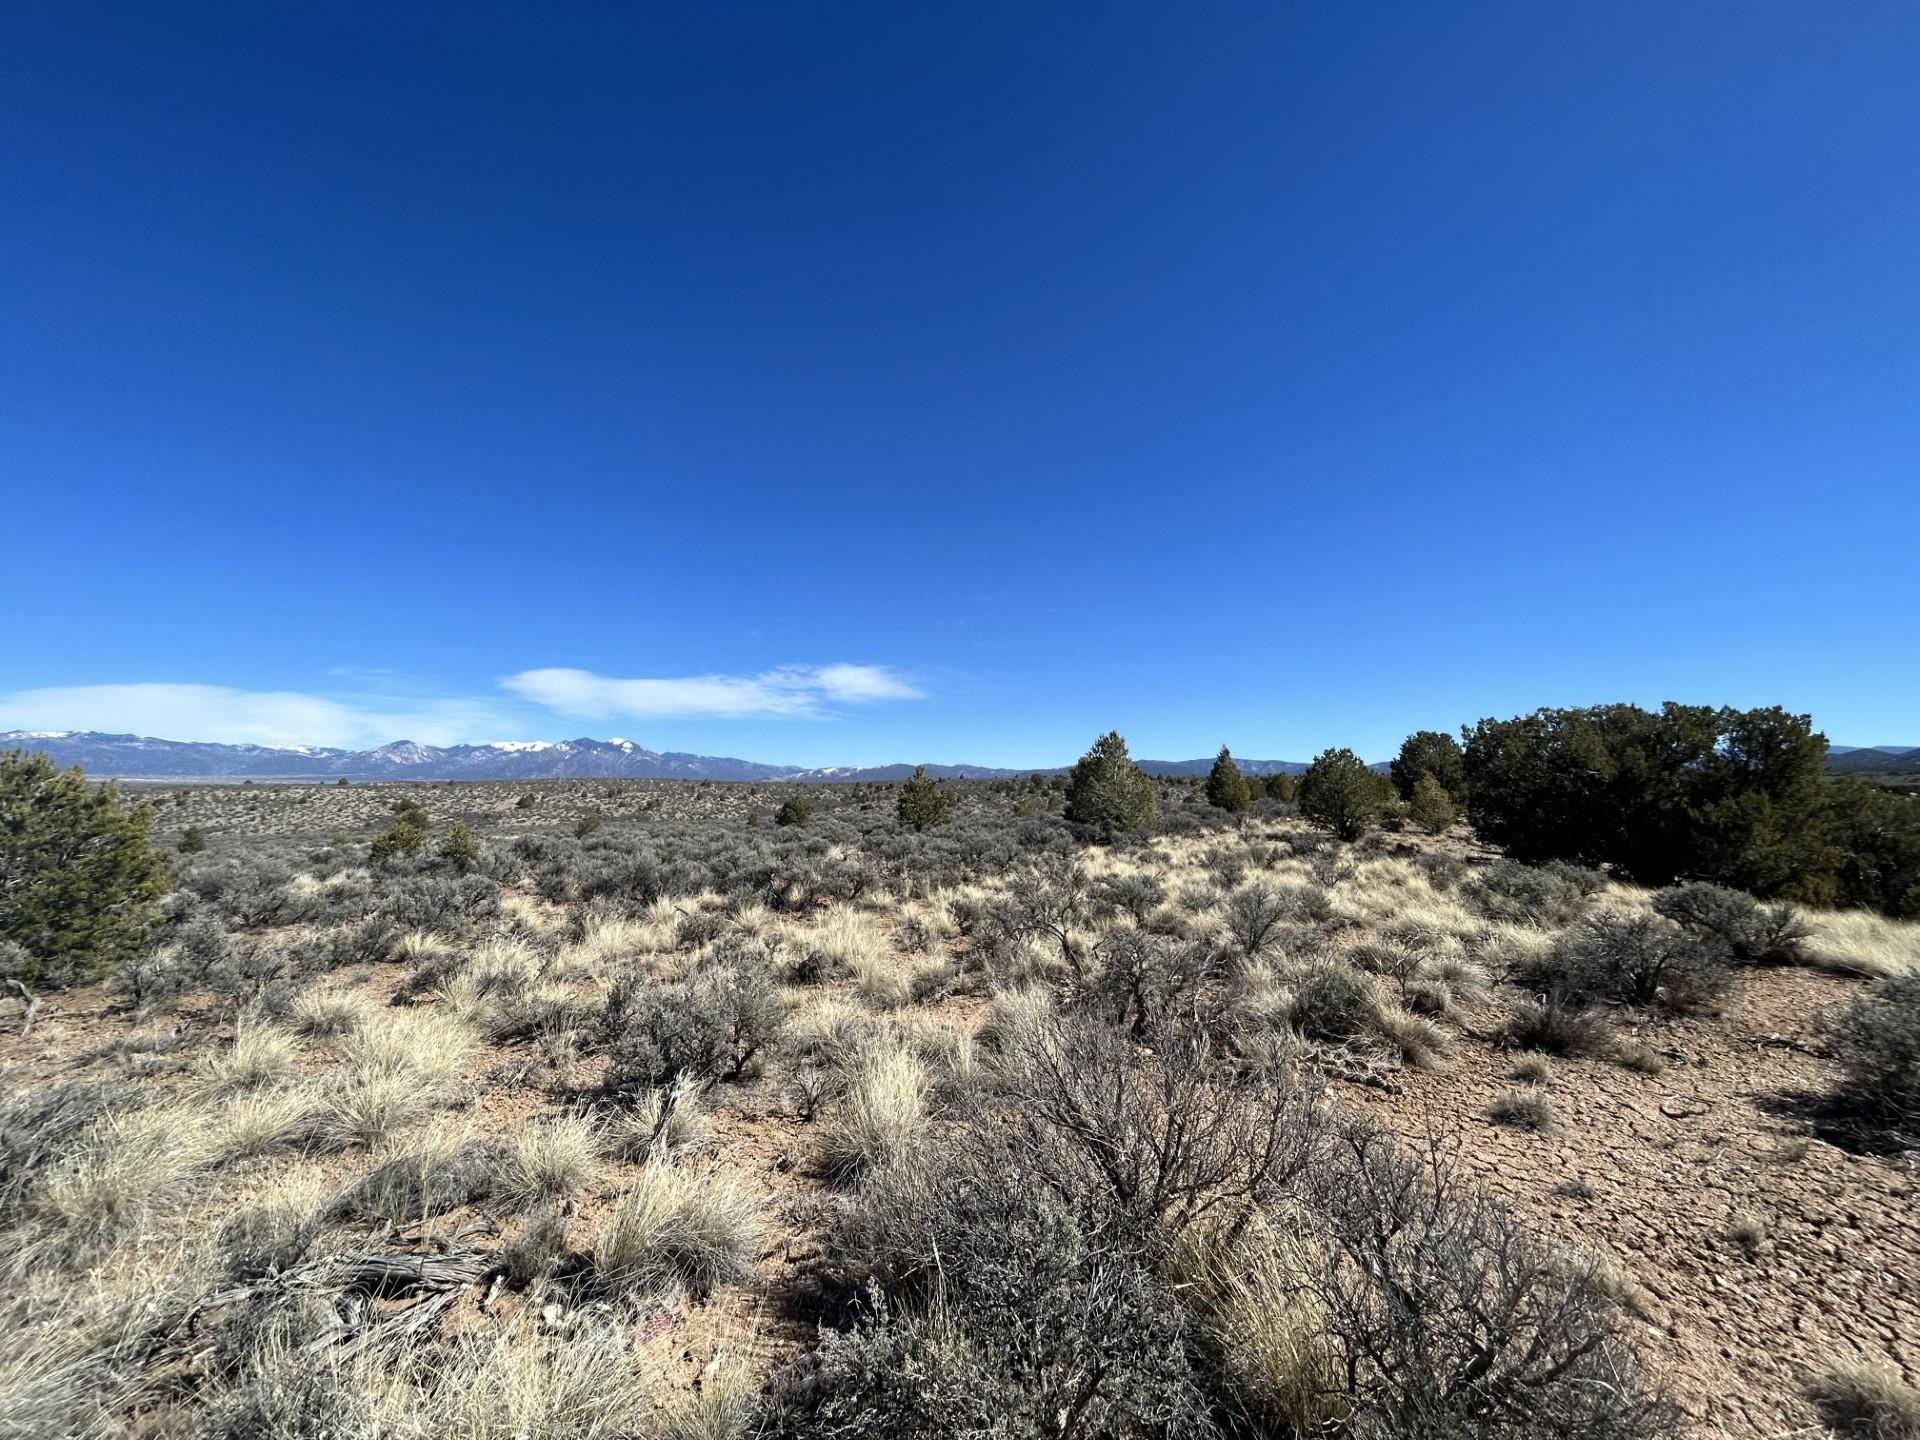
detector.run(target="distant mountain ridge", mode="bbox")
[7,731,1908,784]
[0,730,1322,783]
[1828,746,1920,773]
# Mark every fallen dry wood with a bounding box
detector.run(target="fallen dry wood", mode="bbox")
[177,1246,496,1340]
[4,978,39,1039]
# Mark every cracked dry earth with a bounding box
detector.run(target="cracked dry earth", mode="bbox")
[1348,966,1917,1440]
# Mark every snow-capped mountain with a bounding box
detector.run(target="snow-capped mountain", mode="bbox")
[0,731,790,781]
[0,730,1336,783]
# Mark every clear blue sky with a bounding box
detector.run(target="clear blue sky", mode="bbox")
[3,3,1916,765]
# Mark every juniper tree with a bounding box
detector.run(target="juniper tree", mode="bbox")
[1462,703,1869,901]
[896,766,953,831]
[1407,772,1456,835]
[0,751,171,988]
[1390,730,1467,804]
[438,820,480,873]
[1296,747,1383,842]
[370,807,429,862]
[1063,731,1158,841]
[1204,746,1251,814]
[1265,772,1297,804]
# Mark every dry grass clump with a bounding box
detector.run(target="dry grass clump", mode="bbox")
[500,888,566,938]
[212,1086,321,1162]
[0,1278,162,1436]
[1167,1219,1344,1435]
[192,1018,302,1097]
[1726,1210,1767,1255]
[657,1367,756,1440]
[1510,1053,1553,1084]
[1575,1248,1654,1319]
[848,948,916,1009]
[1374,1005,1448,1067]
[822,1043,931,1177]
[313,1070,431,1151]
[1802,909,1920,979]
[346,1006,476,1087]
[392,928,455,965]
[904,1019,981,1095]
[975,984,1057,1060]
[358,1320,653,1440]
[592,1163,761,1300]
[1276,955,1448,1063]
[785,997,876,1070]
[494,1115,605,1211]
[569,909,659,966]
[607,1075,713,1163]
[1496,996,1611,1057]
[1807,1360,1920,1438]
[1615,1041,1668,1075]
[291,986,370,1038]
[28,1104,214,1265]
[468,935,543,990]
[722,896,774,936]
[801,906,888,982]
[1474,921,1557,978]
[307,1007,478,1149]
[1487,1087,1556,1132]
[214,1174,333,1279]
[335,1127,506,1225]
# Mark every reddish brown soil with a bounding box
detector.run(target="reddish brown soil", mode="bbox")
[1347,967,1918,1439]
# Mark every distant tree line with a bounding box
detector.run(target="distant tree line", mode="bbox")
[1065,705,1918,917]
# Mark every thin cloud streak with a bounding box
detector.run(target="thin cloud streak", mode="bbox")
[501,664,924,719]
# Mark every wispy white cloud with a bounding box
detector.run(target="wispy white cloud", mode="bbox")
[0,664,926,748]
[502,664,924,719]
[0,683,508,751]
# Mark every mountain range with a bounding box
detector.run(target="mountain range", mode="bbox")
[1827,746,1920,773]
[0,731,1326,783]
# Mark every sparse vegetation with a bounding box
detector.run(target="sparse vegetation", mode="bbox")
[1807,1360,1920,1438]
[0,766,1909,1435]
[1826,974,1920,1127]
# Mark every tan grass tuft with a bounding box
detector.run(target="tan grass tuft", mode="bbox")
[592,1164,761,1299]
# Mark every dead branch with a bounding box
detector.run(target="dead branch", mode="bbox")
[5,978,38,1039]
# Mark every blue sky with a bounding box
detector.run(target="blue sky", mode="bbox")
[3,3,1916,766]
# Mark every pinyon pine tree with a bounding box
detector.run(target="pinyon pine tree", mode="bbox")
[1204,746,1251,813]
[0,751,171,988]
[1064,731,1158,841]
[897,766,953,831]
